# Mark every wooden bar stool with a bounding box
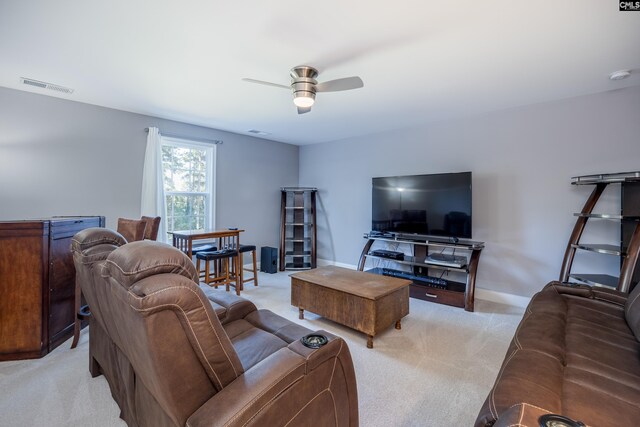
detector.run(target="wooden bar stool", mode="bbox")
[195,249,239,295]
[192,244,217,281]
[195,231,241,295]
[237,245,259,289]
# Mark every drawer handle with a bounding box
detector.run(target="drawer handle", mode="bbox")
[425,293,438,298]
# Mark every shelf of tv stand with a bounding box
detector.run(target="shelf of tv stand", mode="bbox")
[358,233,484,311]
[365,253,469,272]
[364,233,484,250]
[366,267,468,308]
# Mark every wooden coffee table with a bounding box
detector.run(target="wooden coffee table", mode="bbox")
[290,266,411,348]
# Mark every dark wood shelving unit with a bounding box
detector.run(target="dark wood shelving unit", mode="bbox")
[560,171,640,293]
[279,187,317,271]
[358,233,484,312]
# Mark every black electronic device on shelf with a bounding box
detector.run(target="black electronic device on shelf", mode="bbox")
[368,267,449,289]
[426,253,467,268]
[370,249,405,260]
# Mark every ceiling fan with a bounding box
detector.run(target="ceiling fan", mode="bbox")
[242,66,364,114]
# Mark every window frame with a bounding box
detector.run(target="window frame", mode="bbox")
[161,136,216,234]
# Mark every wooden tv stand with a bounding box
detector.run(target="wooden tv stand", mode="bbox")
[358,233,484,311]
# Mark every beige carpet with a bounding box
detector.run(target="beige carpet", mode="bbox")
[0,271,524,426]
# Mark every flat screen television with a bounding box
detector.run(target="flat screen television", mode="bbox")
[372,172,472,239]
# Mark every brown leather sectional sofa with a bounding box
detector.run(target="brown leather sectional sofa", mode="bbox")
[72,228,358,427]
[476,281,640,427]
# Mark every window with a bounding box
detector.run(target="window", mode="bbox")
[161,137,215,239]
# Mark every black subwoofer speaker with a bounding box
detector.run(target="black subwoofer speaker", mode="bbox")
[260,246,278,274]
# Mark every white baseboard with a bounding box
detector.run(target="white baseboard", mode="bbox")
[475,288,530,308]
[317,258,531,308]
[317,258,358,270]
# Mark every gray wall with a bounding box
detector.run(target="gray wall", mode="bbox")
[299,86,640,297]
[0,86,299,251]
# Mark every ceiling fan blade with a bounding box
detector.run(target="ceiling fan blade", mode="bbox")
[241,78,289,90]
[297,106,312,115]
[316,76,364,92]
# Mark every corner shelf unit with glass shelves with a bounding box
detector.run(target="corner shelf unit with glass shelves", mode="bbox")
[279,187,317,271]
[358,233,484,312]
[560,171,640,293]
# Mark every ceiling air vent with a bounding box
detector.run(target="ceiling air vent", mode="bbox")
[247,129,271,136]
[20,77,74,94]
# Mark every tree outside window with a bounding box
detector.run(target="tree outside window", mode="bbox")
[161,138,215,241]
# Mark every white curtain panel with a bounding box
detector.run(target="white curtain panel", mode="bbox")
[140,127,167,242]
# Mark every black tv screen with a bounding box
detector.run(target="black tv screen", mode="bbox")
[372,172,472,238]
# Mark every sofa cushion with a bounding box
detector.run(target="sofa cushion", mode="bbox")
[104,240,197,287]
[513,289,567,362]
[563,365,640,427]
[199,286,256,324]
[208,300,227,320]
[224,319,289,370]
[625,283,640,341]
[245,309,313,344]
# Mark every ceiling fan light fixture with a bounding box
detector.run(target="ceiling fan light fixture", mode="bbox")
[242,65,363,114]
[293,92,315,108]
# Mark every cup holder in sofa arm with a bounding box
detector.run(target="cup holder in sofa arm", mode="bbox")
[287,331,352,372]
[538,414,585,427]
[301,334,328,349]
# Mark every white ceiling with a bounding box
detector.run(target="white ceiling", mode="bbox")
[1,1,638,145]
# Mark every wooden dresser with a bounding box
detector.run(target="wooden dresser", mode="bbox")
[0,216,104,361]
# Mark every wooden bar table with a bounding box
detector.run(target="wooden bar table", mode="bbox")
[171,229,245,258]
[171,229,244,290]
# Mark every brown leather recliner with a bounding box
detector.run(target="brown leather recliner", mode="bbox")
[72,228,358,427]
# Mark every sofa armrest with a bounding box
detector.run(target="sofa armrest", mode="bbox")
[200,286,257,324]
[492,403,551,427]
[286,329,343,371]
[545,281,592,297]
[187,333,358,427]
[186,348,307,427]
[492,403,586,427]
[591,287,627,307]
[546,281,627,307]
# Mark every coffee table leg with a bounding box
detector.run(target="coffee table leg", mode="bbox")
[367,335,373,348]
[395,319,402,330]
[299,308,304,319]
